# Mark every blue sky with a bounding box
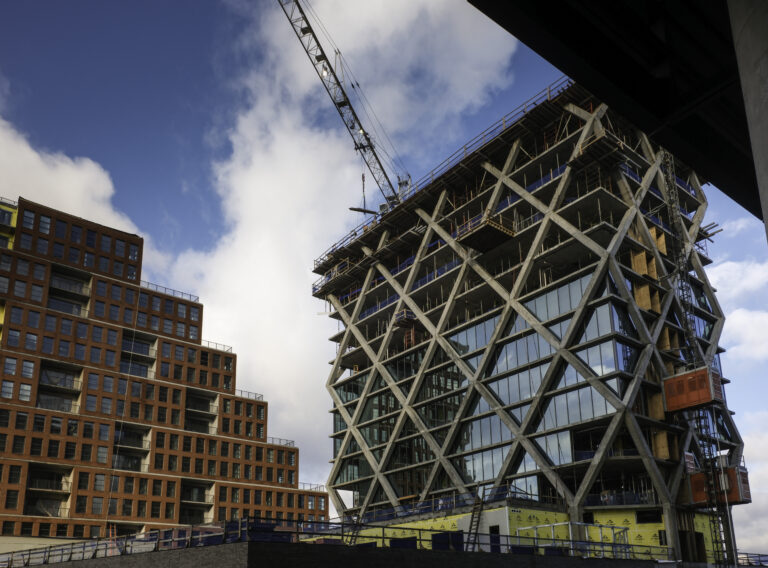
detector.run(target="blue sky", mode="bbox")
[1,0,766,548]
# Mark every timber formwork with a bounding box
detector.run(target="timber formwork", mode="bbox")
[313,80,749,563]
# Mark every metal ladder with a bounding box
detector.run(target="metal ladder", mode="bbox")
[464,492,485,552]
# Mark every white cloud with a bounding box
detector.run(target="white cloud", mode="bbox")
[707,259,768,310]
[0,117,171,277]
[720,308,768,362]
[720,216,763,237]
[157,0,520,483]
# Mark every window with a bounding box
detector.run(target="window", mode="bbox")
[47,439,59,457]
[20,361,34,379]
[3,358,16,375]
[18,384,31,401]
[6,329,21,347]
[91,497,103,515]
[5,490,19,509]
[24,333,37,350]
[55,219,67,238]
[1,381,13,399]
[22,210,34,229]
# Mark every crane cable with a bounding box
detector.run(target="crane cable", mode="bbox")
[302,0,409,180]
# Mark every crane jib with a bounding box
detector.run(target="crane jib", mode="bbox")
[277,0,400,209]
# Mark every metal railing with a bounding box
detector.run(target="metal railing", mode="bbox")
[0,196,18,208]
[21,506,69,519]
[140,280,199,303]
[201,339,233,353]
[39,371,81,391]
[234,389,264,401]
[113,435,150,450]
[299,482,326,492]
[49,276,90,296]
[737,552,768,565]
[27,479,72,492]
[267,437,295,448]
[0,516,676,567]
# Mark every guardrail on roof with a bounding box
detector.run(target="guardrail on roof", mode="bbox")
[141,280,200,303]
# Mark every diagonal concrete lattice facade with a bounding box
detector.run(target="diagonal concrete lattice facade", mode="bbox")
[312,80,749,560]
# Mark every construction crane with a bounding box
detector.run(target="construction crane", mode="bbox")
[662,151,734,567]
[277,0,401,210]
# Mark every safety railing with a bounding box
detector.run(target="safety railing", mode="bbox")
[140,280,199,303]
[201,339,234,353]
[737,552,768,565]
[0,515,675,566]
[267,437,295,448]
[234,389,264,401]
[299,482,326,492]
[49,276,90,296]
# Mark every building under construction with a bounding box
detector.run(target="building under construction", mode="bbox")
[312,79,750,563]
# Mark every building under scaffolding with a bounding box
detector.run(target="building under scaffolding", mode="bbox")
[312,79,751,563]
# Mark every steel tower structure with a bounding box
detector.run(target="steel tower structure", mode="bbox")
[312,80,750,562]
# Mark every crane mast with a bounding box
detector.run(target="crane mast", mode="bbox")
[277,0,400,209]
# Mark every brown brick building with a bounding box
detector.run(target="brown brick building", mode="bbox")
[0,196,327,540]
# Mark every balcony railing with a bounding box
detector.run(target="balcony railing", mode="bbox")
[28,479,72,492]
[49,276,90,297]
[186,400,218,414]
[121,341,157,358]
[39,371,81,391]
[113,435,150,450]
[141,280,199,303]
[23,505,69,518]
[180,490,213,505]
[36,399,78,413]
[112,455,147,472]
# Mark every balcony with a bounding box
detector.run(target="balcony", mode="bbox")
[28,478,72,493]
[113,434,150,451]
[185,399,217,415]
[39,369,82,392]
[112,454,147,472]
[184,419,217,435]
[180,488,213,505]
[121,340,157,361]
[49,275,90,298]
[119,360,155,380]
[23,504,69,518]
[36,395,78,413]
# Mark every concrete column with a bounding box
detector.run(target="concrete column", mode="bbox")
[728,0,768,241]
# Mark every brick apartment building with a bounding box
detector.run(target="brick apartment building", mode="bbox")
[0,196,327,540]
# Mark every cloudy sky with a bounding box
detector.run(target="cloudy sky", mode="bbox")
[1,0,766,550]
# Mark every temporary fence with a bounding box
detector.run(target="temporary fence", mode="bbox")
[0,516,677,567]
